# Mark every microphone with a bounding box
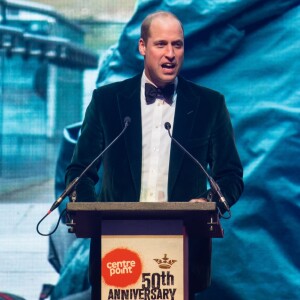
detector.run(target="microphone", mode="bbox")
[164,122,230,213]
[48,116,131,214]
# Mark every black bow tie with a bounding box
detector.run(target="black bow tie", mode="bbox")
[145,83,175,105]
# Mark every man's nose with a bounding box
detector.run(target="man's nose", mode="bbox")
[165,45,175,59]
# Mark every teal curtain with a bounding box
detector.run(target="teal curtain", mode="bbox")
[96,1,300,299]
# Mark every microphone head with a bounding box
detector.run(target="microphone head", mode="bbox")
[124,116,131,125]
[164,122,171,130]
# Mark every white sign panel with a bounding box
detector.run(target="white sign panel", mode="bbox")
[101,235,185,300]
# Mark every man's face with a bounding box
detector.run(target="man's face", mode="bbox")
[139,16,184,87]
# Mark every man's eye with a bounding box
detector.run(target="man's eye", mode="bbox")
[174,42,183,48]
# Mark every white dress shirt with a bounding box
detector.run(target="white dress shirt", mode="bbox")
[139,72,178,202]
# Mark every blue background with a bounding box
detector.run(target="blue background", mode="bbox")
[1,0,299,299]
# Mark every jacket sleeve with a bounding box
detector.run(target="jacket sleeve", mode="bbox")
[207,94,244,212]
[65,89,104,202]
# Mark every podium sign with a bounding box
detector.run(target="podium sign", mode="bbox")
[66,202,223,299]
[101,220,188,300]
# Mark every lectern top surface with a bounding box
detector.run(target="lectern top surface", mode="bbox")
[67,201,217,212]
[66,202,223,238]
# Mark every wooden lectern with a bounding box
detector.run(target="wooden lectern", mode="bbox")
[66,202,223,300]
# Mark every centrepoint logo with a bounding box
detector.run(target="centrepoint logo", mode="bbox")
[102,248,142,287]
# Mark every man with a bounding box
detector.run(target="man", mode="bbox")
[66,11,243,300]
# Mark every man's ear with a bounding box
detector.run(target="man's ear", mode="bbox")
[138,38,146,56]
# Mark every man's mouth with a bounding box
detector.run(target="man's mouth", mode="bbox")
[161,63,176,69]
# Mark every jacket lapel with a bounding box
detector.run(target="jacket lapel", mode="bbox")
[116,75,142,199]
[168,77,201,199]
[115,75,201,201]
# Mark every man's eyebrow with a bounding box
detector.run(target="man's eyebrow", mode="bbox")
[173,39,183,43]
[153,39,183,44]
[153,39,168,44]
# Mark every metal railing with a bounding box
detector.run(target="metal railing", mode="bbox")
[0,0,98,69]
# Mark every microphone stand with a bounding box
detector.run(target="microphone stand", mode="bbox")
[164,122,231,218]
[36,117,131,235]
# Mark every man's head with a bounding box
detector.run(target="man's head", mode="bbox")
[139,11,184,87]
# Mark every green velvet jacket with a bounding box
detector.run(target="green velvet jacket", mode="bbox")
[65,73,244,295]
[66,73,243,209]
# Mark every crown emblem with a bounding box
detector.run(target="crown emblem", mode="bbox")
[154,254,177,269]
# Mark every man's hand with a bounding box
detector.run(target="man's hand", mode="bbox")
[189,198,208,203]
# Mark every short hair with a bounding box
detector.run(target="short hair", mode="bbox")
[140,11,184,44]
